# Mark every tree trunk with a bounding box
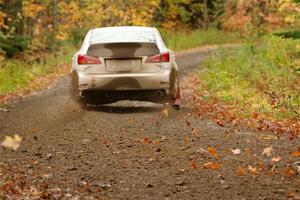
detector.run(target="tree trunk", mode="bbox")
[52,0,58,34]
[203,0,208,30]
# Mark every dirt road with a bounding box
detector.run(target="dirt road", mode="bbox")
[0,46,299,200]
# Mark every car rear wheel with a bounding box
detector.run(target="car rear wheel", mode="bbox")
[169,70,180,110]
[70,71,87,108]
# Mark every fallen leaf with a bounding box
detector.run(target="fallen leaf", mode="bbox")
[43,174,52,178]
[284,166,295,178]
[296,166,300,174]
[191,159,198,169]
[31,128,39,133]
[252,112,259,119]
[231,148,241,155]
[271,156,282,163]
[33,160,39,165]
[246,147,254,157]
[2,134,22,151]
[143,137,150,144]
[262,146,273,157]
[128,117,136,123]
[208,147,218,158]
[291,151,300,157]
[162,109,168,117]
[216,120,224,127]
[258,160,266,171]
[102,140,109,146]
[192,128,200,140]
[279,107,286,113]
[161,136,167,141]
[184,136,190,145]
[288,192,295,198]
[203,162,221,170]
[237,166,247,176]
[248,165,258,177]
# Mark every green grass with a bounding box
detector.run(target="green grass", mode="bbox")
[160,28,242,50]
[0,43,74,94]
[198,36,300,120]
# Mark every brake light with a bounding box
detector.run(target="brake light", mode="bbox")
[77,54,101,65]
[145,52,170,63]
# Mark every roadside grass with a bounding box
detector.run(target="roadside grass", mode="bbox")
[160,28,242,50]
[197,36,300,120]
[0,43,73,95]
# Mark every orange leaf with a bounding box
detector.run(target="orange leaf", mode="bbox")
[288,192,295,198]
[208,147,218,158]
[31,128,39,133]
[291,151,300,157]
[248,165,258,177]
[284,166,295,178]
[143,137,150,144]
[258,160,266,171]
[184,136,190,145]
[203,162,221,170]
[237,166,247,176]
[279,107,286,113]
[102,140,108,146]
[246,147,254,157]
[191,159,198,169]
[252,112,259,119]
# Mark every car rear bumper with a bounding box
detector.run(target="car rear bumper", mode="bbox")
[77,69,171,93]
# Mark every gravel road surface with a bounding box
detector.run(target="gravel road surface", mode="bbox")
[0,46,299,200]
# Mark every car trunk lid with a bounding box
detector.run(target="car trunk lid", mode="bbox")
[85,42,161,74]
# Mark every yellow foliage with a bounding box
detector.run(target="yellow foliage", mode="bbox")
[23,1,45,18]
[0,11,6,29]
[56,31,68,41]
[285,15,296,23]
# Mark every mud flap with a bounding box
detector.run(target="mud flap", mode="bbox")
[171,87,181,110]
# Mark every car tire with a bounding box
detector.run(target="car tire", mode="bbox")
[169,70,180,111]
[70,71,87,109]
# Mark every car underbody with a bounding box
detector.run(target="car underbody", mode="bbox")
[81,89,171,105]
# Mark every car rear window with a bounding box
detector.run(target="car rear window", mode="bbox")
[91,30,156,44]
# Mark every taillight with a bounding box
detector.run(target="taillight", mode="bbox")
[77,54,101,65]
[145,52,170,63]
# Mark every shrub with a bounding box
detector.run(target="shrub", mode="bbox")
[0,31,28,58]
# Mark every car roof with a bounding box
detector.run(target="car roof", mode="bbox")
[90,26,157,44]
[92,26,155,33]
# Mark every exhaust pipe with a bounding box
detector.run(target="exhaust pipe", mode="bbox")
[154,90,164,100]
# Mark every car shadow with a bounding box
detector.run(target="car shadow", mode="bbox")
[86,103,163,114]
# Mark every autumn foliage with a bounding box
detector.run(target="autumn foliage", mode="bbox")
[221,0,300,36]
[1,0,299,59]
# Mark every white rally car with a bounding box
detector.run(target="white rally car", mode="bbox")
[70,26,180,109]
